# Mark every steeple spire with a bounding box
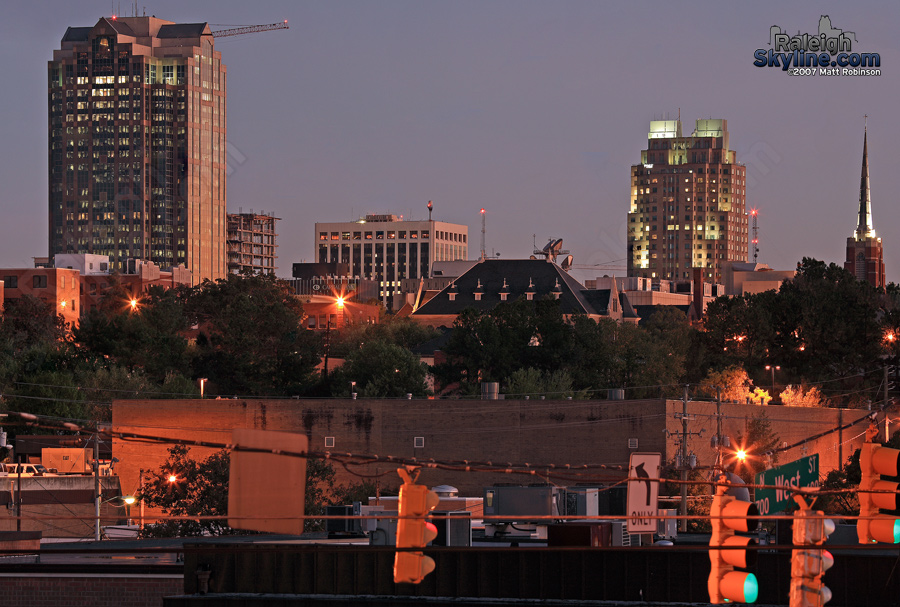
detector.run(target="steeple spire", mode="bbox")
[856,116,875,240]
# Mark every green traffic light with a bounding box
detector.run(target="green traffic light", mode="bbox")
[893,519,900,543]
[743,573,759,603]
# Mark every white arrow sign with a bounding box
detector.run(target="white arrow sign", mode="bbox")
[627,452,661,534]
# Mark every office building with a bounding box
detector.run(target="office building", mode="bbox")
[844,125,885,287]
[0,254,190,328]
[226,212,279,275]
[627,118,749,283]
[48,16,227,283]
[315,213,468,301]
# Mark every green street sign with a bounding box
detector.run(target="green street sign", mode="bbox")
[754,454,820,516]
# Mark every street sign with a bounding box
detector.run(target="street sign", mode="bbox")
[627,452,661,534]
[754,454,820,516]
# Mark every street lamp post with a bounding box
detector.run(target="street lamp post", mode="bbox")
[765,365,780,393]
[199,378,208,399]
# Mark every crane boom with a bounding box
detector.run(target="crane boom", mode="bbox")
[211,21,289,38]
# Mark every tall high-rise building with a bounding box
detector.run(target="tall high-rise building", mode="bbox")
[315,213,468,301]
[48,16,227,283]
[844,124,885,287]
[627,118,748,282]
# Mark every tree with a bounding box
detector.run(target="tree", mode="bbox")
[731,412,781,482]
[186,274,321,396]
[504,367,578,399]
[333,340,429,398]
[0,295,68,352]
[780,384,828,407]
[817,449,861,517]
[74,284,191,383]
[698,366,751,403]
[140,447,371,537]
[745,387,772,405]
[140,445,233,538]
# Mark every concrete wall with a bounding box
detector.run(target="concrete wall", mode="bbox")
[0,475,127,537]
[113,398,882,504]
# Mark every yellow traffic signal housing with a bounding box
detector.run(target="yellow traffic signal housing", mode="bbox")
[393,467,440,584]
[709,476,759,604]
[790,496,835,607]
[858,423,900,544]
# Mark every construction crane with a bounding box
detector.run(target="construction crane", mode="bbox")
[211,21,289,38]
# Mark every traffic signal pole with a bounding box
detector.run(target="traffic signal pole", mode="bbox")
[709,475,759,604]
[393,466,439,584]
[790,495,834,607]
[857,422,900,544]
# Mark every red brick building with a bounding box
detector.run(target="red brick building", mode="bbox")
[1,254,190,327]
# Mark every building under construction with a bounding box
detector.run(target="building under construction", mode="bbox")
[226,212,279,275]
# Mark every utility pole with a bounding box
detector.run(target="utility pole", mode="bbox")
[93,433,101,542]
[716,386,722,472]
[680,386,689,532]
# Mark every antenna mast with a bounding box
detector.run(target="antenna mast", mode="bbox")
[480,208,486,262]
[750,208,759,262]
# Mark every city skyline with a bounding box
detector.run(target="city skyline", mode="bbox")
[1,1,898,282]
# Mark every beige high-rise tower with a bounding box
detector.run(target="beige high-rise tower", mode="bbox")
[627,118,748,283]
[48,16,227,283]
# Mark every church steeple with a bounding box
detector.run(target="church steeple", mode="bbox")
[845,116,885,288]
[856,117,875,240]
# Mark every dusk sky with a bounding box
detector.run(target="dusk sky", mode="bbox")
[2,1,898,283]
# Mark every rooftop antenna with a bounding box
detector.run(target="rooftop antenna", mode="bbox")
[427,200,433,221]
[750,208,759,262]
[480,208,486,262]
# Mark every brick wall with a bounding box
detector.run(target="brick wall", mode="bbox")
[0,575,182,607]
[113,398,885,504]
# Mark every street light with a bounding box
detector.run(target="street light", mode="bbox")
[199,378,208,399]
[765,364,780,393]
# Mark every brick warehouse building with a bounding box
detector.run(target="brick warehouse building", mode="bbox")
[113,398,878,502]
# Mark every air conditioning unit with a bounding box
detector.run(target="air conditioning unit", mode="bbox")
[657,508,678,540]
[483,485,563,523]
[431,511,472,546]
[325,503,363,537]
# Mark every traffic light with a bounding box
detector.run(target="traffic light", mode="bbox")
[393,466,440,584]
[858,423,900,544]
[790,496,835,607]
[709,476,759,604]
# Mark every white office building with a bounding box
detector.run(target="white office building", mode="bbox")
[315,214,468,300]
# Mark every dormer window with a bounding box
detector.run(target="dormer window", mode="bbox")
[474,278,484,301]
[499,278,509,301]
[551,278,562,300]
[525,278,535,301]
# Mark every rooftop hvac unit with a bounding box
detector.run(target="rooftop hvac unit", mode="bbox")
[483,485,563,523]
[563,488,599,517]
[657,508,678,540]
[432,511,472,546]
[325,503,363,537]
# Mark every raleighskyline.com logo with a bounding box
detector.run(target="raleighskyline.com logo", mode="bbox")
[753,15,881,76]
